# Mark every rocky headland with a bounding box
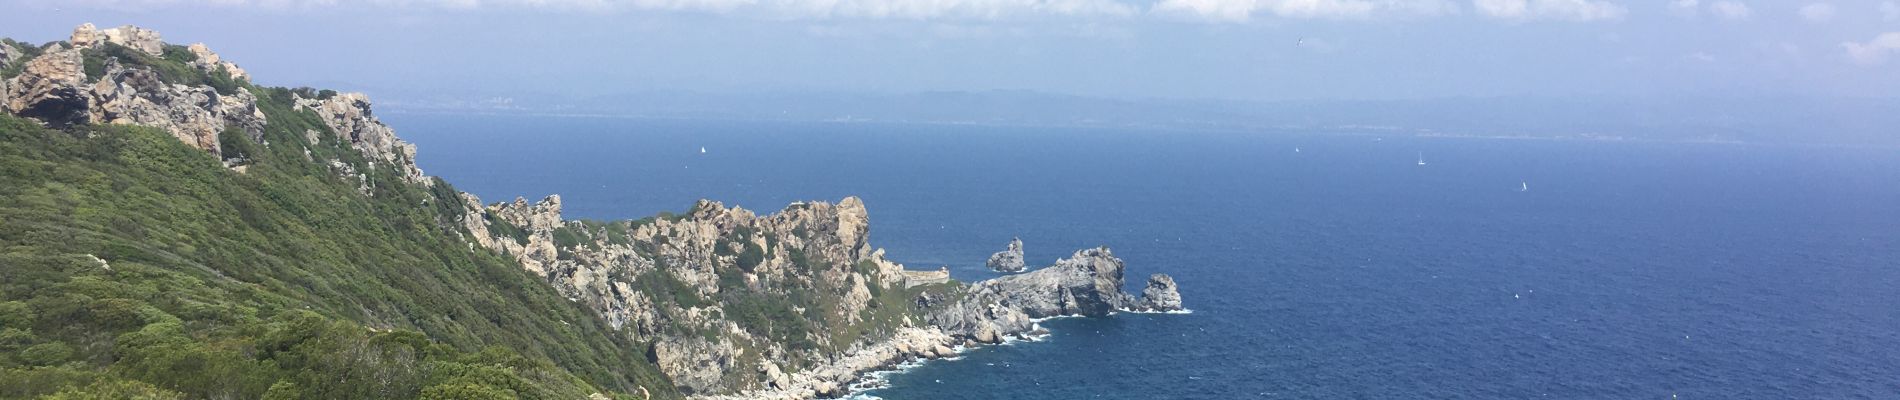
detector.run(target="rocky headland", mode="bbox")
[0,23,1185,399]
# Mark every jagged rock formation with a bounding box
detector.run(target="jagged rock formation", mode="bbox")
[3,24,266,158]
[964,247,1135,318]
[929,248,1187,344]
[986,237,1026,273]
[460,193,913,395]
[3,44,89,126]
[71,23,164,55]
[91,56,268,151]
[1137,274,1184,312]
[1,23,423,182]
[2,41,18,62]
[186,42,249,81]
[295,92,426,183]
[459,189,1187,398]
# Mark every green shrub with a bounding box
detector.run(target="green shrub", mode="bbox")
[20,342,74,365]
[42,379,185,400]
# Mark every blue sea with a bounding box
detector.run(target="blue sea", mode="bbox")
[388,114,1900,399]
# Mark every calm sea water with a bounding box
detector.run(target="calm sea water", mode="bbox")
[388,114,1900,399]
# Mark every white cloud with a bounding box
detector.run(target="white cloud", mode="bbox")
[65,0,1658,23]
[64,0,1143,19]
[1843,32,1900,65]
[1150,0,1459,22]
[634,0,1145,19]
[1883,1,1900,21]
[1708,1,1750,20]
[1799,3,1834,23]
[1668,0,1698,17]
[1471,0,1626,22]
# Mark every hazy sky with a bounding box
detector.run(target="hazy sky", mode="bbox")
[3,0,1898,102]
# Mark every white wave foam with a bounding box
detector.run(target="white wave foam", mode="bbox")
[1118,307,1195,315]
[1029,314,1086,323]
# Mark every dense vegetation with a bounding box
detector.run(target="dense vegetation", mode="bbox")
[0,52,677,398]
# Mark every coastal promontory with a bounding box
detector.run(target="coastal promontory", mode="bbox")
[0,23,1186,400]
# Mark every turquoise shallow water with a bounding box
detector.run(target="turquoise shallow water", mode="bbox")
[390,114,1900,399]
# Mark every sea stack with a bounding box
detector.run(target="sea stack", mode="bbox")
[1137,274,1184,312]
[987,237,1027,273]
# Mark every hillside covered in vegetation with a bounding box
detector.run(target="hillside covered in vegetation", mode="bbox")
[0,24,1181,399]
[1,25,674,399]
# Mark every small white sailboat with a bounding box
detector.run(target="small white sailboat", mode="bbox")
[1416,152,1426,166]
[699,146,707,154]
[1294,147,1302,153]
[1520,181,1529,192]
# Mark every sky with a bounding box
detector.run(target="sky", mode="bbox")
[2,0,1898,104]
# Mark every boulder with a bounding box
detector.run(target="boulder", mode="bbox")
[760,362,790,390]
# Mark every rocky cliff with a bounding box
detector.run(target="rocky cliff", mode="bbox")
[1,24,422,183]
[457,191,1186,397]
[4,24,265,158]
[3,23,1185,400]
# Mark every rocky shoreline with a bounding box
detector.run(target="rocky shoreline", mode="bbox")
[692,247,1184,400]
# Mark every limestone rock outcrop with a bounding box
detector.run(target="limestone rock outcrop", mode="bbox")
[295,92,427,184]
[0,40,21,69]
[3,24,267,158]
[454,186,1190,398]
[932,247,1184,347]
[90,57,267,153]
[3,44,89,126]
[71,23,165,56]
[967,247,1134,318]
[653,335,743,395]
[986,237,1026,273]
[186,43,249,82]
[0,41,17,102]
[460,194,907,395]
